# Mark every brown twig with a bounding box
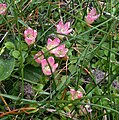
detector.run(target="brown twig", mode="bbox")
[0,107,36,117]
[0,18,14,29]
[0,96,11,112]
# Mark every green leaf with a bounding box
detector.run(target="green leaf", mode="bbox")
[21,42,28,51]
[56,76,67,91]
[18,51,28,63]
[24,65,42,82]
[33,84,44,91]
[0,56,15,81]
[17,42,28,51]
[12,50,20,58]
[5,42,15,50]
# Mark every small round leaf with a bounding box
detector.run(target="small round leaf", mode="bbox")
[12,50,20,58]
[0,56,15,81]
[5,42,15,50]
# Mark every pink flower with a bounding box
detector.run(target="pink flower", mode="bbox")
[0,3,7,15]
[34,51,44,64]
[47,38,60,54]
[54,44,68,58]
[41,57,58,75]
[79,105,92,115]
[85,8,100,24]
[70,88,83,100]
[56,20,72,38]
[24,28,37,45]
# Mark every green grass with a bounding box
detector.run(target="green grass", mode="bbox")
[0,0,119,120]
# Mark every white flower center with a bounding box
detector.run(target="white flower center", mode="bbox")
[44,65,50,71]
[0,7,6,12]
[27,34,33,38]
[61,28,65,33]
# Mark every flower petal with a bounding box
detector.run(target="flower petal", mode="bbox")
[48,57,55,66]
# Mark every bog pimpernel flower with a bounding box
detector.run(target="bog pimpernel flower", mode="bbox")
[24,28,37,45]
[41,57,58,75]
[56,20,72,38]
[79,105,92,115]
[0,3,7,15]
[34,51,44,64]
[85,8,100,24]
[54,44,68,58]
[70,88,83,100]
[46,38,60,54]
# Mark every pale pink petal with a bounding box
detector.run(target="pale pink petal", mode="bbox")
[41,59,47,67]
[56,20,72,37]
[56,21,64,29]
[67,29,73,34]
[85,16,94,24]
[34,51,44,64]
[0,3,7,15]
[41,57,58,75]
[85,7,100,24]
[53,63,58,70]
[77,91,83,99]
[47,38,53,45]
[33,30,37,37]
[42,67,51,75]
[70,88,83,100]
[25,38,35,46]
[64,22,70,30]
[47,38,60,54]
[93,14,100,20]
[53,38,61,44]
[54,44,68,57]
[90,8,96,16]
[24,28,37,45]
[48,57,55,66]
[59,44,65,49]
[41,59,51,75]
[42,69,51,75]
[70,89,76,96]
